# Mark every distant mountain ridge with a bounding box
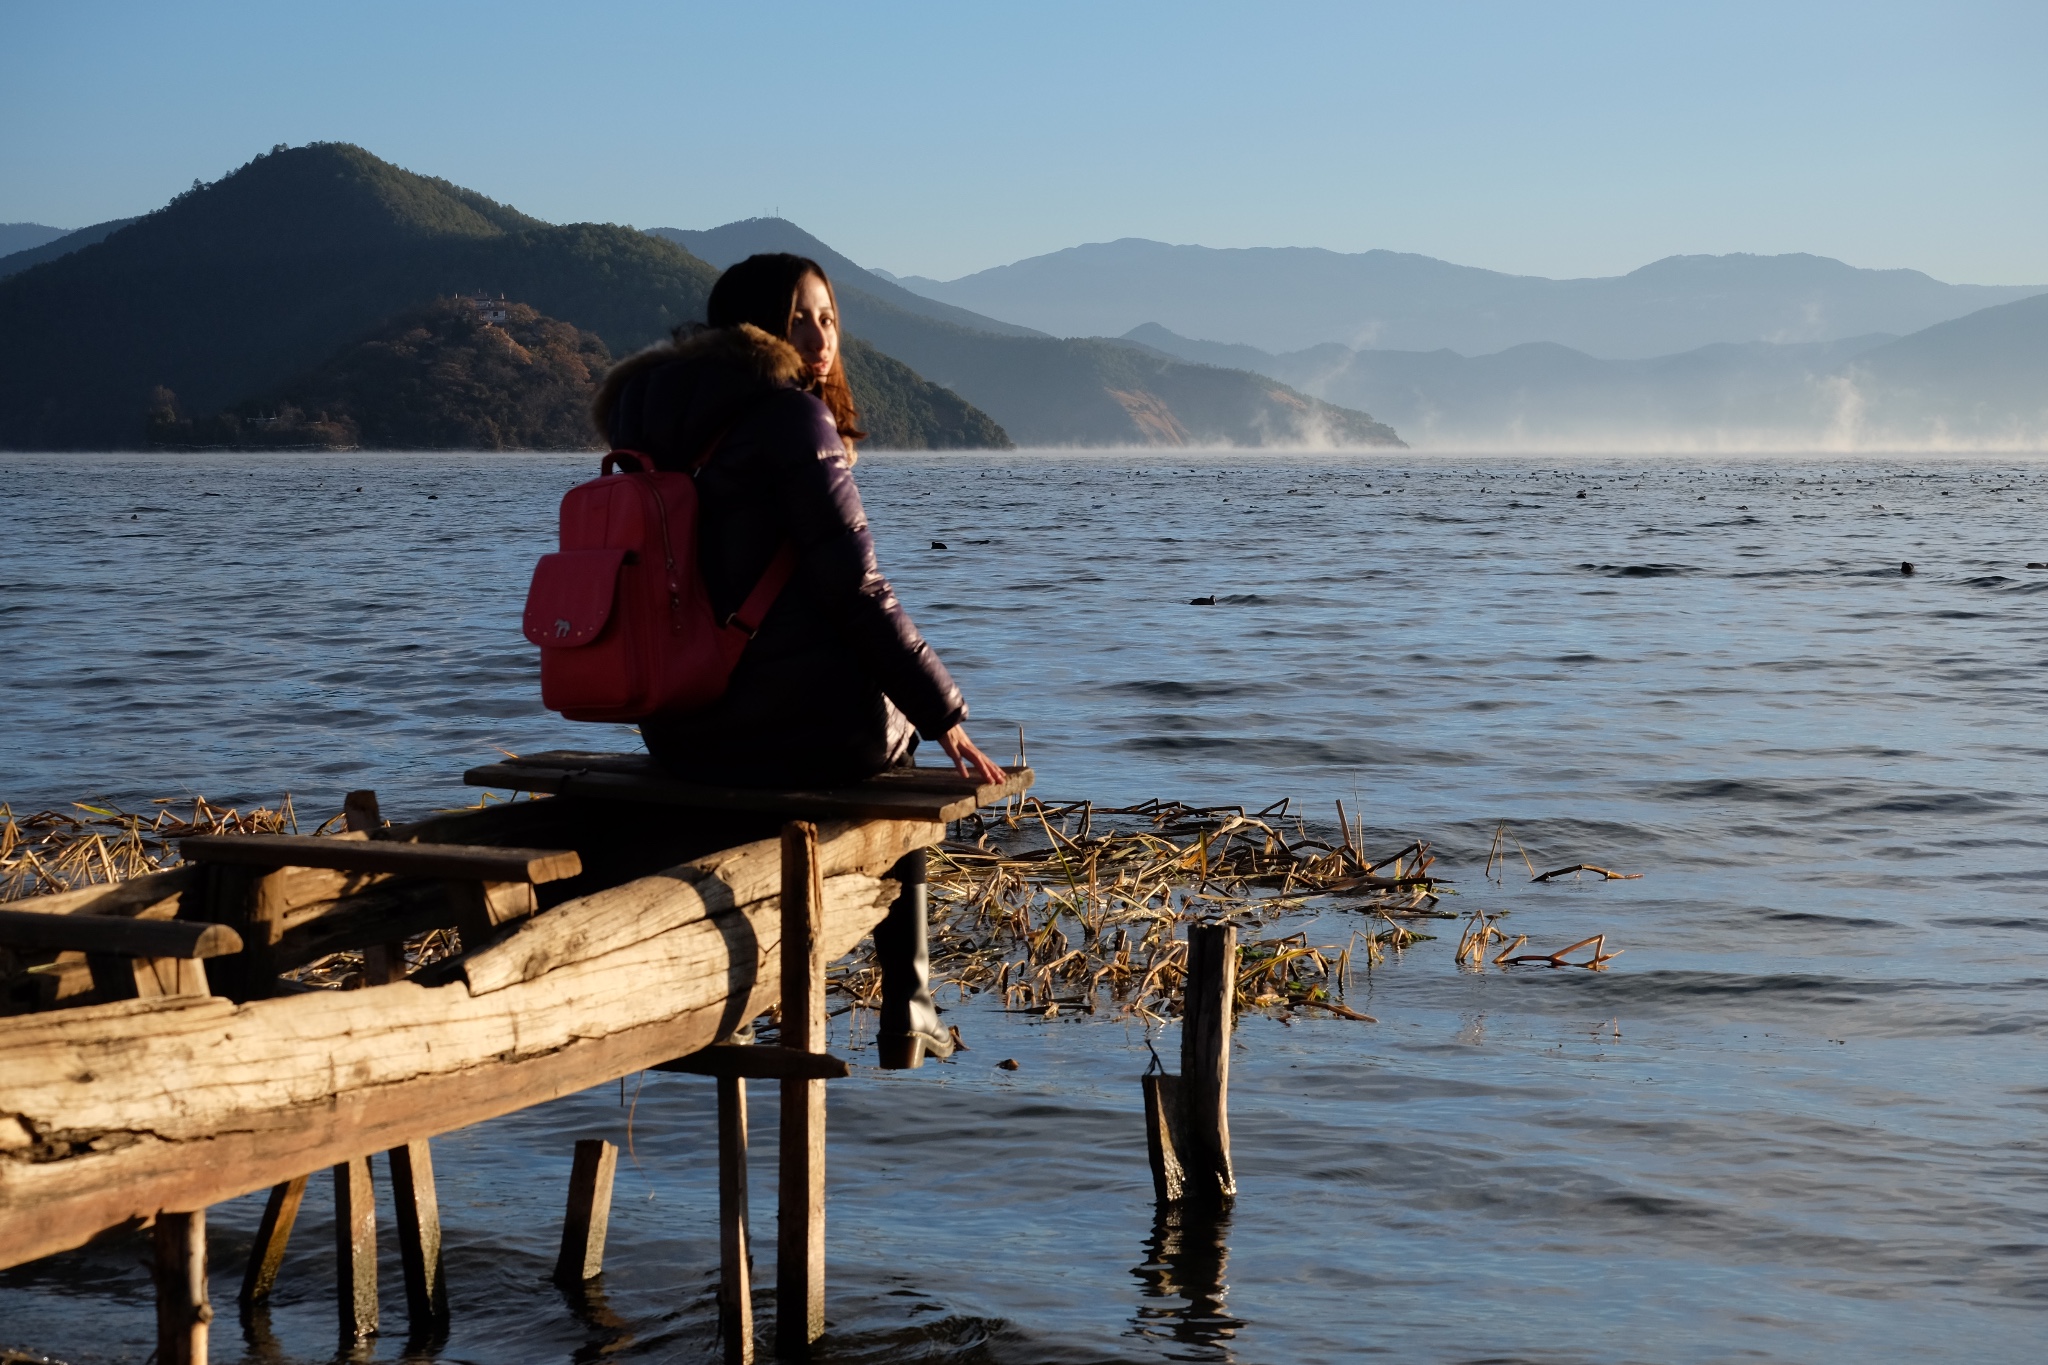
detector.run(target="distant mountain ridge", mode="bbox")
[0,218,142,280]
[0,223,71,258]
[1125,310,2048,448]
[659,218,1400,447]
[897,238,2047,359]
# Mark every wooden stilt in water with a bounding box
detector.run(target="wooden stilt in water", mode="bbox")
[1143,922,1236,1206]
[387,1139,449,1329]
[333,1156,378,1340]
[153,1208,210,1365]
[1181,923,1236,1203]
[718,1073,755,1364]
[555,1138,618,1284]
[238,1175,306,1307]
[776,821,827,1359]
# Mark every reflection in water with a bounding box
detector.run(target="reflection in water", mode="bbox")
[1130,1204,1242,1358]
[558,1275,638,1361]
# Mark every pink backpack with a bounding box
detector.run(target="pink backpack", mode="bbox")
[521,449,796,722]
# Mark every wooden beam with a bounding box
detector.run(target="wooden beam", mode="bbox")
[554,1138,618,1284]
[461,759,1032,823]
[0,909,242,959]
[180,835,581,885]
[0,865,195,918]
[239,1176,306,1306]
[388,1140,447,1329]
[152,1208,210,1365]
[342,791,383,835]
[652,1045,847,1081]
[776,822,827,1359]
[718,1074,754,1365]
[460,819,937,996]
[0,856,902,1270]
[334,1156,378,1340]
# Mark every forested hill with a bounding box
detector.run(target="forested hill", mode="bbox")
[0,144,718,450]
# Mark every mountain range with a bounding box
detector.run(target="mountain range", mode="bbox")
[1123,300,2048,448]
[0,149,1397,451]
[888,240,2047,359]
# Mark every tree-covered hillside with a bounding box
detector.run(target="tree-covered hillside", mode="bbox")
[0,143,718,449]
[840,338,1012,450]
[149,299,611,450]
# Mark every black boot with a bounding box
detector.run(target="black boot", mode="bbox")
[876,849,955,1068]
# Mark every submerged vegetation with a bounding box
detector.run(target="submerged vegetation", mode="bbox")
[4,790,1629,1023]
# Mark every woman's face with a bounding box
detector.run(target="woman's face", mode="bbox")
[788,274,839,383]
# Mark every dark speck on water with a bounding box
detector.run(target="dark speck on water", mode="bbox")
[3,451,2047,1364]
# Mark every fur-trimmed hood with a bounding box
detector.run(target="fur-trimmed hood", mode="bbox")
[592,323,813,467]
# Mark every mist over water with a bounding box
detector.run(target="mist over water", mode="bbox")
[4,450,2048,1363]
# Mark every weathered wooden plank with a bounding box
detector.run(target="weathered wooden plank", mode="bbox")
[718,1074,753,1365]
[0,910,242,959]
[0,868,897,1270]
[554,1138,618,1284]
[334,1156,378,1339]
[461,760,1032,823]
[652,1045,847,1080]
[239,1175,305,1306]
[152,1207,209,1365]
[460,819,937,995]
[0,865,195,918]
[777,822,828,1358]
[388,1139,447,1328]
[180,835,581,885]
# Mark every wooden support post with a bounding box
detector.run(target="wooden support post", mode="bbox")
[1180,923,1237,1203]
[204,864,290,1002]
[239,1176,306,1307]
[718,1074,754,1365]
[333,1156,378,1340]
[555,1138,618,1284]
[1141,1072,1188,1204]
[153,1208,210,1365]
[387,1140,448,1329]
[776,821,827,1359]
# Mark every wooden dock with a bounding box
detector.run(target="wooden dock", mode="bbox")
[0,758,1031,1363]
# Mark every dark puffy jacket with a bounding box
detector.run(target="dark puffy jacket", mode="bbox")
[594,325,967,786]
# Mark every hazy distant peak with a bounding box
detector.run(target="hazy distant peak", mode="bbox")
[0,223,71,257]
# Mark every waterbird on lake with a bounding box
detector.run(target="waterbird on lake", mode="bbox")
[1901,562,1915,574]
[1190,596,1217,606]
[931,541,948,550]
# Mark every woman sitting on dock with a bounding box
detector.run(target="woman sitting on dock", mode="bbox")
[593,252,1000,1066]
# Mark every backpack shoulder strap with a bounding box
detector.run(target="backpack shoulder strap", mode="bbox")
[724,543,799,639]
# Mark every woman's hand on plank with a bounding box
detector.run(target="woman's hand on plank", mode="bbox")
[938,724,1007,785]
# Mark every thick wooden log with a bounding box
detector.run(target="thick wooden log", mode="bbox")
[181,834,581,885]
[334,1156,378,1340]
[0,909,241,959]
[152,1208,210,1365]
[652,1045,848,1081]
[461,819,938,995]
[239,1175,306,1306]
[719,1074,754,1365]
[1180,924,1237,1203]
[776,823,828,1358]
[0,858,900,1270]
[554,1138,618,1283]
[388,1139,447,1328]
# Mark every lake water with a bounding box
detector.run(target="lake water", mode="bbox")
[3,451,2046,1364]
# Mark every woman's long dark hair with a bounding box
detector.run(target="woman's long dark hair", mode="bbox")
[707,253,865,446]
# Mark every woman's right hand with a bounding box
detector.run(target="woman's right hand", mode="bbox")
[938,724,1007,785]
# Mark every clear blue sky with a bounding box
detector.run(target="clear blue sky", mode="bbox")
[3,0,2043,283]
